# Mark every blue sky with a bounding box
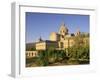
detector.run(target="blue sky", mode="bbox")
[26,12,89,43]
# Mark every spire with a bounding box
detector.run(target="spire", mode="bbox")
[38,36,43,42]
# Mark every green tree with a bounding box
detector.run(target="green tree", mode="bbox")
[36,50,49,66]
[67,35,89,63]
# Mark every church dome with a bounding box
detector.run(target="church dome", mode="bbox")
[59,22,68,35]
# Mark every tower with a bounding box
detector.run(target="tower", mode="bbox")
[59,22,68,36]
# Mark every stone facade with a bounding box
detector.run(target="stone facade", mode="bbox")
[36,22,78,50]
[36,40,58,50]
[26,22,89,57]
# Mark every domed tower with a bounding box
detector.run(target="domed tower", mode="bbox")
[59,22,68,36]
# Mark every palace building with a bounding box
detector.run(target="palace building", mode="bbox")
[26,22,89,57]
[35,22,86,50]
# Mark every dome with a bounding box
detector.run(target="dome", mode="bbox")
[59,26,68,32]
[59,22,68,35]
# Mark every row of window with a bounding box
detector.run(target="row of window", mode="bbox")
[26,52,37,57]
